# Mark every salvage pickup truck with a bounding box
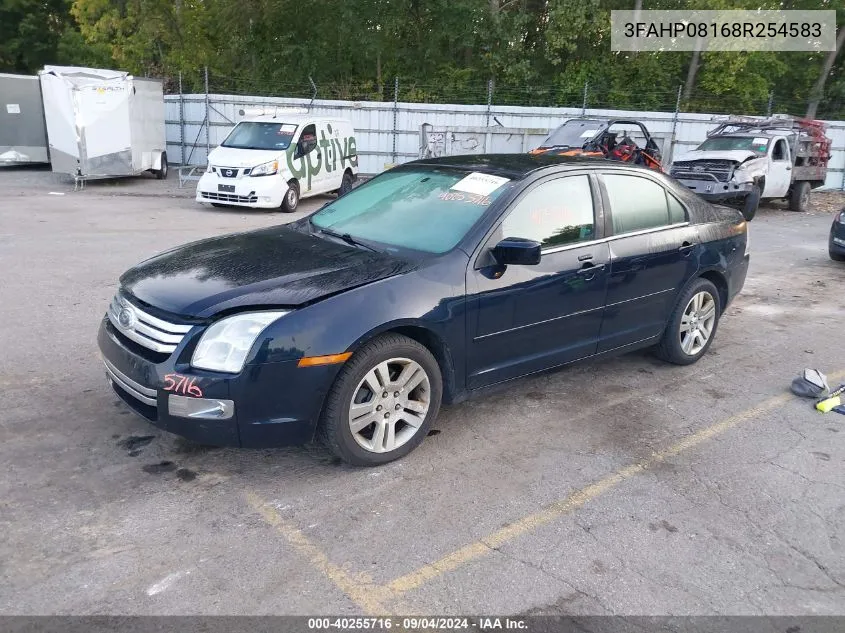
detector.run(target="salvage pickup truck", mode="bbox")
[670,116,831,220]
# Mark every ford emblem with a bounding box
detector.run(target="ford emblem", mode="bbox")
[117,306,136,329]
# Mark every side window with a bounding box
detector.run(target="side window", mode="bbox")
[667,192,687,224]
[298,124,318,155]
[603,174,670,234]
[500,175,595,249]
[772,139,787,161]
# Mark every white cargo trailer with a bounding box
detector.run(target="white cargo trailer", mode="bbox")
[0,73,49,166]
[38,66,167,183]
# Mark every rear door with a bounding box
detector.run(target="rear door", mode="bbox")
[596,171,699,352]
[466,173,610,388]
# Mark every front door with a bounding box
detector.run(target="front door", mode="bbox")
[764,137,792,198]
[466,173,610,389]
[597,172,699,352]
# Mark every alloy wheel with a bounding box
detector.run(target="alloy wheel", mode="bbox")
[348,357,430,453]
[679,291,716,355]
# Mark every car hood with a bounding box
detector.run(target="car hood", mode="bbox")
[207,146,285,168]
[120,226,416,318]
[674,150,760,164]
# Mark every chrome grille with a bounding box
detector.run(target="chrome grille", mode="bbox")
[671,160,735,182]
[107,294,192,354]
[200,191,258,204]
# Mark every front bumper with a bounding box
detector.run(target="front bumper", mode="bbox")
[97,317,337,447]
[196,171,287,208]
[673,177,753,201]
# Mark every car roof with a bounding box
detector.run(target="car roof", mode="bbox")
[242,115,349,124]
[410,153,653,179]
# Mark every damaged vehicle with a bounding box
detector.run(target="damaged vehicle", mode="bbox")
[99,155,748,466]
[670,116,831,221]
[530,118,663,171]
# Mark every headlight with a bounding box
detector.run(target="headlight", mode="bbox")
[206,164,213,173]
[250,160,279,177]
[838,210,845,223]
[191,311,288,373]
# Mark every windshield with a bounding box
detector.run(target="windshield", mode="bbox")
[221,122,298,150]
[697,136,769,154]
[539,119,606,149]
[311,168,511,254]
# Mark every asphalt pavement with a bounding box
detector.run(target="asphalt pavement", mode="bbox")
[1,168,843,615]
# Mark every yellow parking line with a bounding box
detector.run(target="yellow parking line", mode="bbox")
[245,491,393,615]
[247,371,843,611]
[385,376,844,595]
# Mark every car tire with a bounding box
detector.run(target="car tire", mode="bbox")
[319,333,443,466]
[337,170,355,196]
[831,249,845,262]
[281,180,299,213]
[655,277,721,366]
[741,186,760,221]
[789,181,810,212]
[154,152,168,180]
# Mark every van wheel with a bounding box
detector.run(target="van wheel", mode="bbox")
[319,334,443,466]
[281,180,299,213]
[789,181,810,212]
[741,186,760,221]
[154,152,168,180]
[337,170,355,196]
[655,278,721,365]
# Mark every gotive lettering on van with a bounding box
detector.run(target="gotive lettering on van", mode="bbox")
[163,373,203,398]
[286,132,358,191]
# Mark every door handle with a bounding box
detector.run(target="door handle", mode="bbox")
[576,263,606,276]
[577,253,593,262]
[679,241,697,256]
[785,166,792,170]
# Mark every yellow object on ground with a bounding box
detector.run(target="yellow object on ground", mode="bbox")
[817,395,842,413]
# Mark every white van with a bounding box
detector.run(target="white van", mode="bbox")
[196,115,358,212]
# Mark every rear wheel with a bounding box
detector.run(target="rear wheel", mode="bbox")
[319,333,442,466]
[337,170,355,196]
[789,181,810,212]
[655,278,721,365]
[741,186,760,221]
[281,180,299,213]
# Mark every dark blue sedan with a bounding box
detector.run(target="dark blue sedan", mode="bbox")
[98,155,749,465]
[830,208,845,261]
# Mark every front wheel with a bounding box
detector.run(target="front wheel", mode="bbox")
[741,186,760,221]
[655,278,721,365]
[281,180,299,213]
[319,334,443,466]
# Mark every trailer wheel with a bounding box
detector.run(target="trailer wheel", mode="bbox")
[789,181,810,212]
[154,152,168,180]
[741,186,760,221]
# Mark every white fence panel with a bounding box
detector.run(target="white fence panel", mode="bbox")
[165,94,845,190]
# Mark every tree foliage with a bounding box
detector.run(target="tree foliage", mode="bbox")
[1,0,843,118]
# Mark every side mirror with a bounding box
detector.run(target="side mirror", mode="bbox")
[492,237,542,266]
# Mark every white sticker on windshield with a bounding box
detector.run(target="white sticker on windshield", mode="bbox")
[579,129,600,138]
[451,172,510,196]
[752,137,768,145]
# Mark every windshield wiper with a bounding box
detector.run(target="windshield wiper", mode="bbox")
[318,227,378,253]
